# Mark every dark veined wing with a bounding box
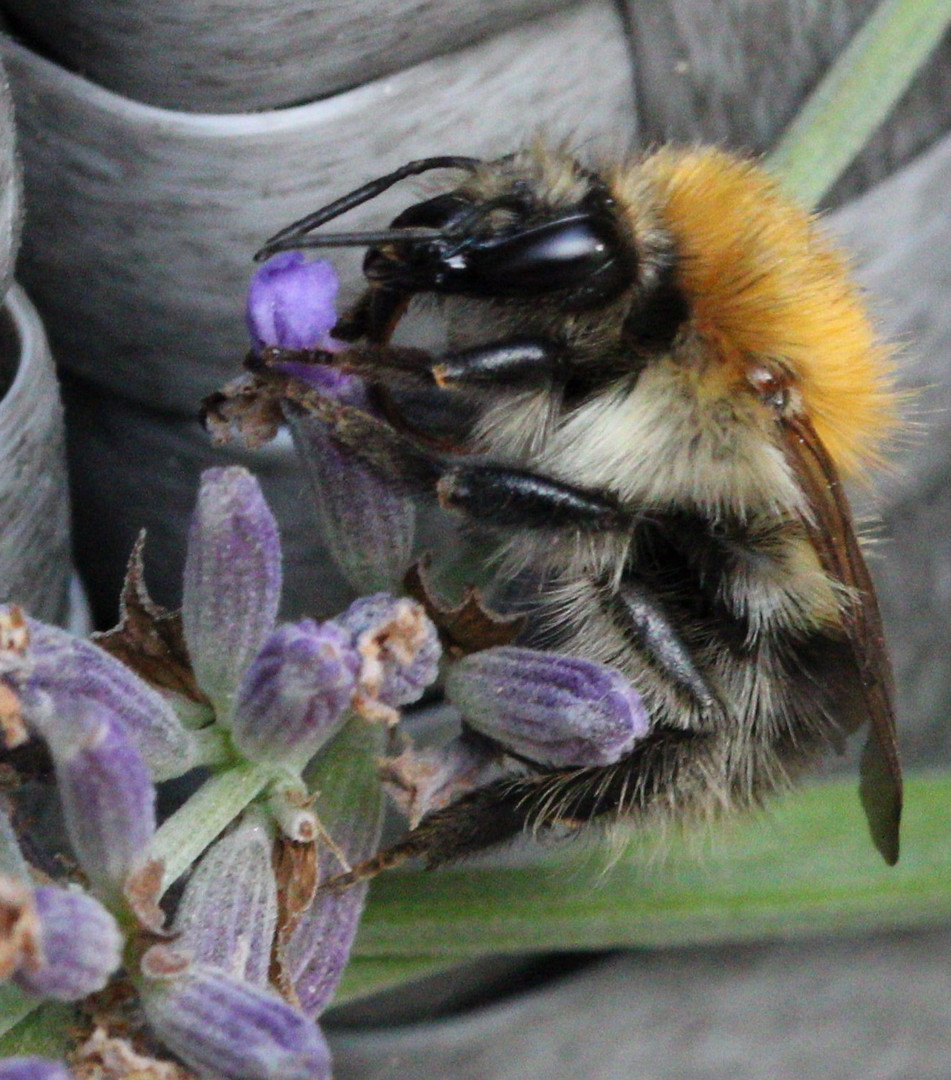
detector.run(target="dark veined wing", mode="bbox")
[780,413,901,864]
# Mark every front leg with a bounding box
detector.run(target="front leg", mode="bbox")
[263,337,565,394]
[301,394,631,532]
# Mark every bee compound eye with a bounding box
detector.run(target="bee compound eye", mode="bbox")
[448,213,636,308]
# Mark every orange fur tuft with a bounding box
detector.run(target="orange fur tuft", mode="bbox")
[618,148,897,478]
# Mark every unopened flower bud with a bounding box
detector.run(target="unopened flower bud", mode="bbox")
[141,954,331,1080]
[286,411,416,594]
[338,594,441,709]
[21,619,194,782]
[246,253,340,355]
[231,620,359,769]
[52,713,155,901]
[173,813,277,987]
[447,646,649,767]
[182,468,282,723]
[14,887,122,1001]
[0,1058,76,1080]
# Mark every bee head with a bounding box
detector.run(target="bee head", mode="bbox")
[256,153,638,315]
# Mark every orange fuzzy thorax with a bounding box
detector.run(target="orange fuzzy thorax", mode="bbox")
[629,148,897,478]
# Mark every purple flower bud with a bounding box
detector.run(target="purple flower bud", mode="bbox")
[20,619,194,782]
[182,468,282,724]
[285,716,385,1016]
[231,620,360,769]
[140,954,331,1080]
[285,411,416,594]
[52,713,156,901]
[446,646,650,767]
[383,733,502,828]
[173,814,278,987]
[246,253,340,355]
[14,887,122,1001]
[0,1058,76,1080]
[337,594,441,709]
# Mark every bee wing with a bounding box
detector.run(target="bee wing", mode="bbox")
[780,414,901,864]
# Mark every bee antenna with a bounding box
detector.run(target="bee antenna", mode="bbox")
[259,228,453,256]
[255,155,482,261]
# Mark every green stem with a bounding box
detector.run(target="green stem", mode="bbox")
[767,0,951,206]
[150,761,273,894]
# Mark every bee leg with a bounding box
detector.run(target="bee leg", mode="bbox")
[266,337,564,395]
[431,339,564,389]
[602,578,727,726]
[438,465,630,531]
[298,392,631,528]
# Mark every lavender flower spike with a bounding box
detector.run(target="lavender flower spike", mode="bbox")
[141,951,331,1080]
[447,646,650,767]
[52,710,156,903]
[0,1059,76,1080]
[14,887,122,1001]
[182,467,282,724]
[247,253,341,355]
[20,618,194,782]
[231,620,360,770]
[172,812,278,988]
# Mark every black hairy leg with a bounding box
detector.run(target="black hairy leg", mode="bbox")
[292,391,633,532]
[322,727,703,890]
[263,336,566,394]
[601,577,727,726]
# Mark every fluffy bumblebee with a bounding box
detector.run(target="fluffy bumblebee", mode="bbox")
[258,144,902,870]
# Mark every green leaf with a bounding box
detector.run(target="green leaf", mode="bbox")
[336,956,463,1003]
[767,0,951,206]
[352,771,951,961]
[0,996,75,1057]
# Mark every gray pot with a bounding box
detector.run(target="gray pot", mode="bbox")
[2,0,579,113]
[0,283,72,625]
[2,0,635,415]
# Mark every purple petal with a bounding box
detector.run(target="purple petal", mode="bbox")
[141,956,331,1080]
[383,733,502,828]
[182,467,282,722]
[231,620,360,770]
[447,646,650,767]
[246,253,340,354]
[21,619,194,782]
[284,715,385,1016]
[337,594,441,708]
[52,712,156,901]
[173,813,278,988]
[0,1059,76,1080]
[14,887,122,1001]
[285,410,416,594]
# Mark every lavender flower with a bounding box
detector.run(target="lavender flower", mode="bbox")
[13,887,122,1002]
[16,617,194,781]
[337,593,441,710]
[447,646,650,767]
[182,467,282,724]
[243,253,416,593]
[52,711,156,904]
[172,813,278,987]
[232,620,360,770]
[0,1059,76,1080]
[246,253,341,355]
[140,950,331,1080]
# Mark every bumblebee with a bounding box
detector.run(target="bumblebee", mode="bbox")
[258,144,902,869]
